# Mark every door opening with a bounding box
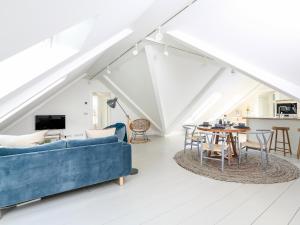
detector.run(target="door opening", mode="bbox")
[92,92,110,129]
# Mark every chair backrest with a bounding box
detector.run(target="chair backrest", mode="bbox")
[197,131,229,149]
[182,125,197,138]
[246,130,273,150]
[130,119,150,132]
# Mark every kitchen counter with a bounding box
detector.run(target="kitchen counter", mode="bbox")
[243,116,300,120]
[244,117,300,154]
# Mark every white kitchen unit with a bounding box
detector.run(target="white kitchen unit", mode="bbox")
[245,117,300,155]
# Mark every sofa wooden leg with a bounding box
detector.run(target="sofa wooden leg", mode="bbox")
[0,209,3,219]
[118,177,125,186]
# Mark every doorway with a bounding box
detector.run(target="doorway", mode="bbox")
[92,92,110,129]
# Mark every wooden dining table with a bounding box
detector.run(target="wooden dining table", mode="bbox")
[197,126,250,164]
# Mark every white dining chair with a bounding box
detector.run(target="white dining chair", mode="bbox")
[239,130,273,169]
[198,131,230,172]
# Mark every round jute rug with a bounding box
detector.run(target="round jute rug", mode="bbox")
[174,150,300,184]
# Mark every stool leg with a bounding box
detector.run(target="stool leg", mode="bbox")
[283,130,286,156]
[269,131,274,152]
[274,130,278,152]
[286,130,292,155]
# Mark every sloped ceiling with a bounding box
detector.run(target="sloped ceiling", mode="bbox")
[103,49,162,130]
[0,0,155,61]
[1,0,299,134]
[95,42,260,135]
[0,0,193,130]
[164,0,300,100]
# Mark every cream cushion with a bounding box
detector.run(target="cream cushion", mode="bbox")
[0,130,48,147]
[85,128,116,139]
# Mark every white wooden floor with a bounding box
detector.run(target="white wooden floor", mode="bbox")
[2,135,300,225]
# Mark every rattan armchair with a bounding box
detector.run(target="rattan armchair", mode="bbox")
[129,119,150,142]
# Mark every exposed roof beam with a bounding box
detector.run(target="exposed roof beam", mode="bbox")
[101,75,162,133]
[165,67,225,134]
[144,45,167,133]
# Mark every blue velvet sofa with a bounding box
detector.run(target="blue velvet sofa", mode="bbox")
[0,135,131,216]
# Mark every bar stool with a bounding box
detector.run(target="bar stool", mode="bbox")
[269,126,292,156]
[297,128,300,159]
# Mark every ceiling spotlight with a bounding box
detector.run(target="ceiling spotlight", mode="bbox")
[132,43,138,55]
[163,45,169,56]
[231,68,235,74]
[155,26,163,41]
[106,66,111,74]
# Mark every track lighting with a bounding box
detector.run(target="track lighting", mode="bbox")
[163,45,169,56]
[155,26,163,41]
[106,66,111,74]
[132,43,138,55]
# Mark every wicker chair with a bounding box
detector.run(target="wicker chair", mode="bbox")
[130,119,151,142]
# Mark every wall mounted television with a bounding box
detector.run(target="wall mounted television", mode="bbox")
[35,115,66,130]
[276,103,297,115]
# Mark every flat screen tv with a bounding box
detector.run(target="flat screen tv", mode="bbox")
[276,103,297,115]
[35,115,66,130]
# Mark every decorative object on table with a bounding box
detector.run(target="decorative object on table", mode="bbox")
[212,124,225,129]
[269,126,292,156]
[174,150,300,184]
[106,97,138,175]
[104,123,128,142]
[129,119,151,143]
[239,130,273,169]
[233,123,250,129]
[199,122,211,127]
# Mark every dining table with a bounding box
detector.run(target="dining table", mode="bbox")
[197,125,250,165]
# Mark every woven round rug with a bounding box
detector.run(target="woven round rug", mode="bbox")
[174,150,300,184]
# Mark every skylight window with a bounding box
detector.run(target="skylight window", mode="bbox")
[0,19,94,100]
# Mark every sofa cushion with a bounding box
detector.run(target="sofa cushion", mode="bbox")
[0,130,48,147]
[67,135,118,148]
[85,128,116,139]
[0,140,67,156]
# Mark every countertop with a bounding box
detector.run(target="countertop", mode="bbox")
[243,116,300,120]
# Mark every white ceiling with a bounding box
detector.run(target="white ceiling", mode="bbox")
[1,0,300,132]
[164,0,300,99]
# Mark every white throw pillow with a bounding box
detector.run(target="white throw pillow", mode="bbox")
[85,128,116,139]
[0,130,48,147]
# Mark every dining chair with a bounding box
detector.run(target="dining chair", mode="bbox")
[183,125,198,152]
[198,131,229,172]
[239,130,273,169]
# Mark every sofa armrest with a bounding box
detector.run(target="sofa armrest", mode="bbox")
[121,143,132,175]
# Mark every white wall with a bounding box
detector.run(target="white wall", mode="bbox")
[107,49,162,129]
[144,45,221,132]
[2,79,151,137]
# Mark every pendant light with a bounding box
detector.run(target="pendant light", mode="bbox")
[132,43,138,55]
[155,26,163,41]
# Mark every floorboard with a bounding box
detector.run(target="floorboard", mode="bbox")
[1,135,300,225]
